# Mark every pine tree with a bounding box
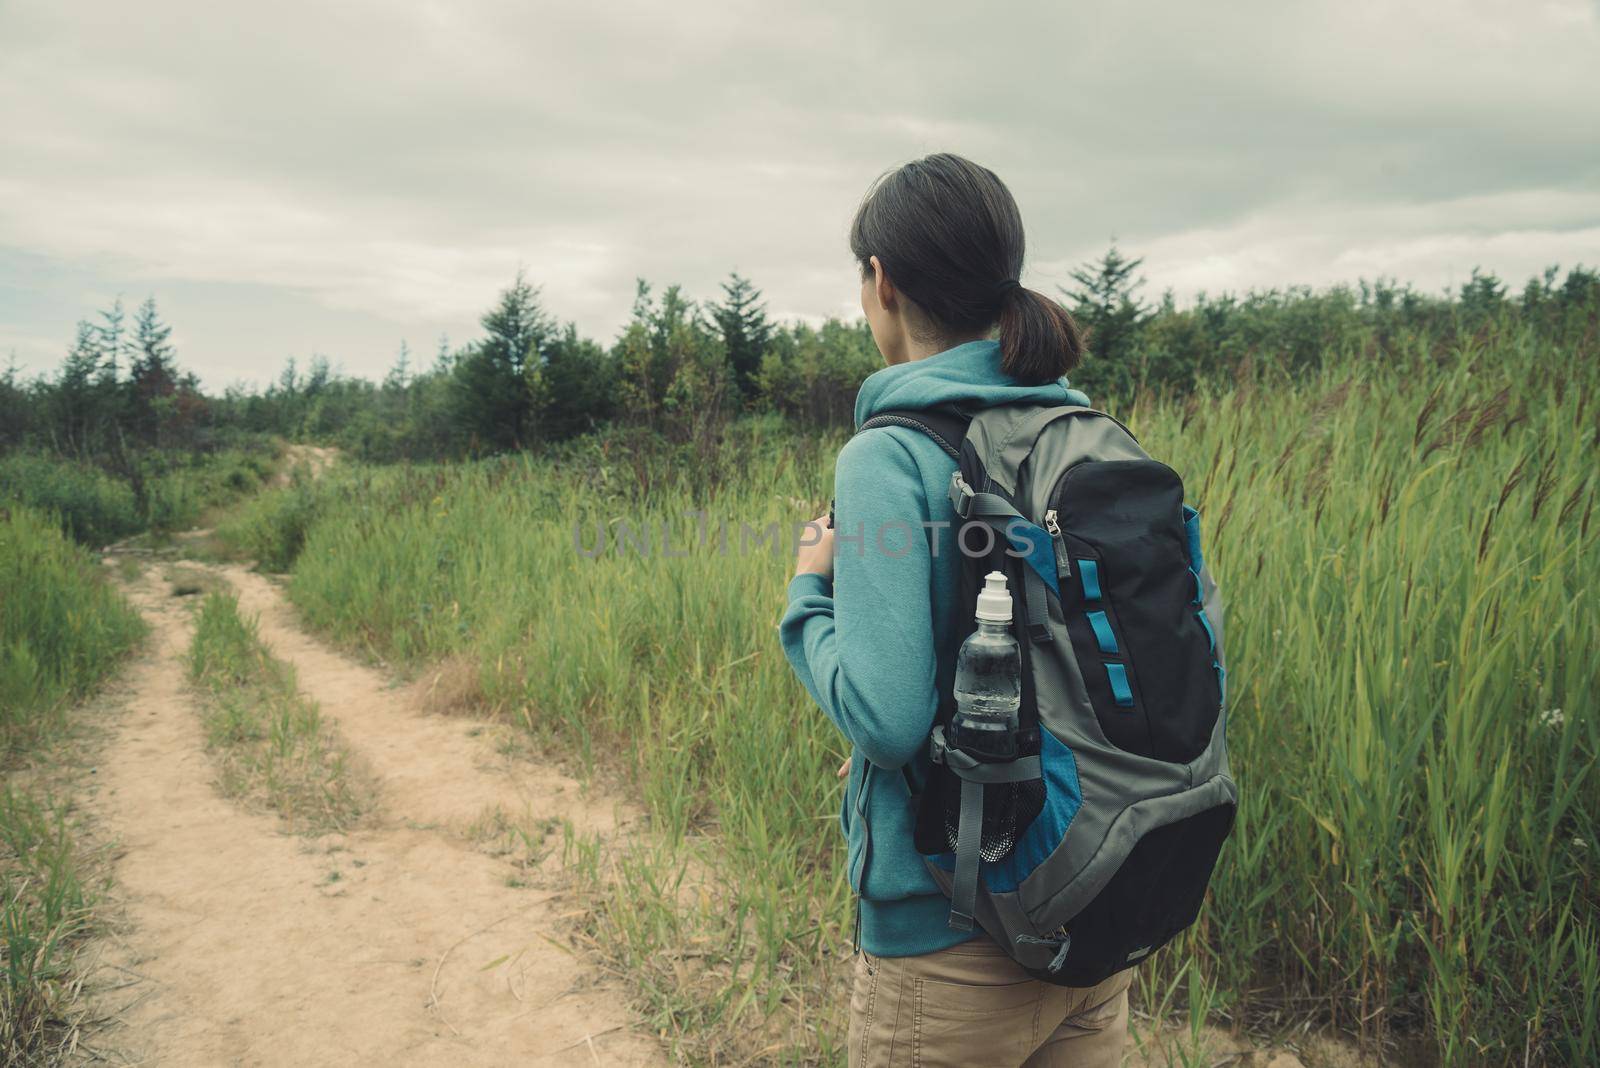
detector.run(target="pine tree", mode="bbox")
[451,271,555,452]
[613,280,732,447]
[304,355,332,397]
[710,272,772,399]
[0,354,30,450]
[279,357,300,395]
[131,298,175,384]
[384,340,411,391]
[1062,244,1150,370]
[54,321,104,456]
[128,297,178,447]
[541,325,613,440]
[480,270,554,378]
[1459,268,1507,323]
[95,298,130,385]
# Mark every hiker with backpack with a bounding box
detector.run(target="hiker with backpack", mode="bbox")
[781,154,1235,1066]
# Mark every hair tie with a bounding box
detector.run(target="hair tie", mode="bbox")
[993,277,1022,301]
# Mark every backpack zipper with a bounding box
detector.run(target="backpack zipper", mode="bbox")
[1044,509,1070,578]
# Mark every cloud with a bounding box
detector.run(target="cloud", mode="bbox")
[1,0,1597,385]
[1030,187,1600,300]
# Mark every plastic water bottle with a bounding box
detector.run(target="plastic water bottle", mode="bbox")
[950,571,1021,760]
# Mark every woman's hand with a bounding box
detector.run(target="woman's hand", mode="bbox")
[795,513,835,580]
[837,757,851,778]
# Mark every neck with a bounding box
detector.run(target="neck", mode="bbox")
[900,328,991,364]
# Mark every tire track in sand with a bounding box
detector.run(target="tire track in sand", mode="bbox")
[87,564,663,1066]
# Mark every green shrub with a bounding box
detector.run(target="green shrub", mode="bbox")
[136,447,275,534]
[214,480,325,572]
[0,455,140,548]
[0,447,277,545]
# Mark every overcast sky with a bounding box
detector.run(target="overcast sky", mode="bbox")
[3,1,1598,390]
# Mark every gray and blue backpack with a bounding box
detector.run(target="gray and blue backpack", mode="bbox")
[856,401,1236,987]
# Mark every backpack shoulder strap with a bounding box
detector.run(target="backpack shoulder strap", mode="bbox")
[830,405,972,531]
[855,405,973,460]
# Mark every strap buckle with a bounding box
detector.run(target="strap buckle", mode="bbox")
[928,726,979,774]
[948,472,974,518]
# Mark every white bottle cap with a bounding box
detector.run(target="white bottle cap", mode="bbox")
[975,571,1012,623]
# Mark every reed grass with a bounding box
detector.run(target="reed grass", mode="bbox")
[261,324,1595,1064]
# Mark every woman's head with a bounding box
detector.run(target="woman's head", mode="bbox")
[849,153,1083,383]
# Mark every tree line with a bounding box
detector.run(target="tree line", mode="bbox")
[8,297,201,458]
[4,251,1598,470]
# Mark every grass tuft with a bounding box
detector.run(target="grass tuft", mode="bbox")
[186,591,375,834]
[0,788,95,1067]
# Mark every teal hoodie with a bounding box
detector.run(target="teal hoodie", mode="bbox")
[779,339,1089,957]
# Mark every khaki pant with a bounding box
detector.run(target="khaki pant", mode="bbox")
[847,936,1131,1067]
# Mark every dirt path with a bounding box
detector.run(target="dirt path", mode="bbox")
[84,564,664,1066]
[269,444,339,487]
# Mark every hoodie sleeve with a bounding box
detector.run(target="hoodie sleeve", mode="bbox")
[780,429,937,770]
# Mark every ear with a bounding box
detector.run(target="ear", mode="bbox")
[869,255,897,312]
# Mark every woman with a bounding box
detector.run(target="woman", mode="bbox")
[779,154,1131,1066]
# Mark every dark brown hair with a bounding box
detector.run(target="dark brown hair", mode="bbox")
[849,153,1083,384]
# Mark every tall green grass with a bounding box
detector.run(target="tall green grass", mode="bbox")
[0,789,95,1066]
[1,508,141,1064]
[262,326,1595,1063]
[1,507,145,752]
[1126,329,1599,1064]
[213,476,326,573]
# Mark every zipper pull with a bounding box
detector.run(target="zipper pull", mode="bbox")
[1044,510,1070,578]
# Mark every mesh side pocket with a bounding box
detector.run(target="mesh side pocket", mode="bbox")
[914,728,1044,861]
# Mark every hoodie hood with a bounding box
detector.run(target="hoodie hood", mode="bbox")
[852,339,1090,428]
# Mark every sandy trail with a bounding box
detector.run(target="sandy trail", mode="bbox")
[86,564,663,1066]
[268,444,339,487]
[219,564,617,837]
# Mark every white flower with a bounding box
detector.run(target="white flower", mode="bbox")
[1539,708,1565,729]
[1574,837,1588,851]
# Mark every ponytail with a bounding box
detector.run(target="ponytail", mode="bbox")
[997,285,1085,384]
